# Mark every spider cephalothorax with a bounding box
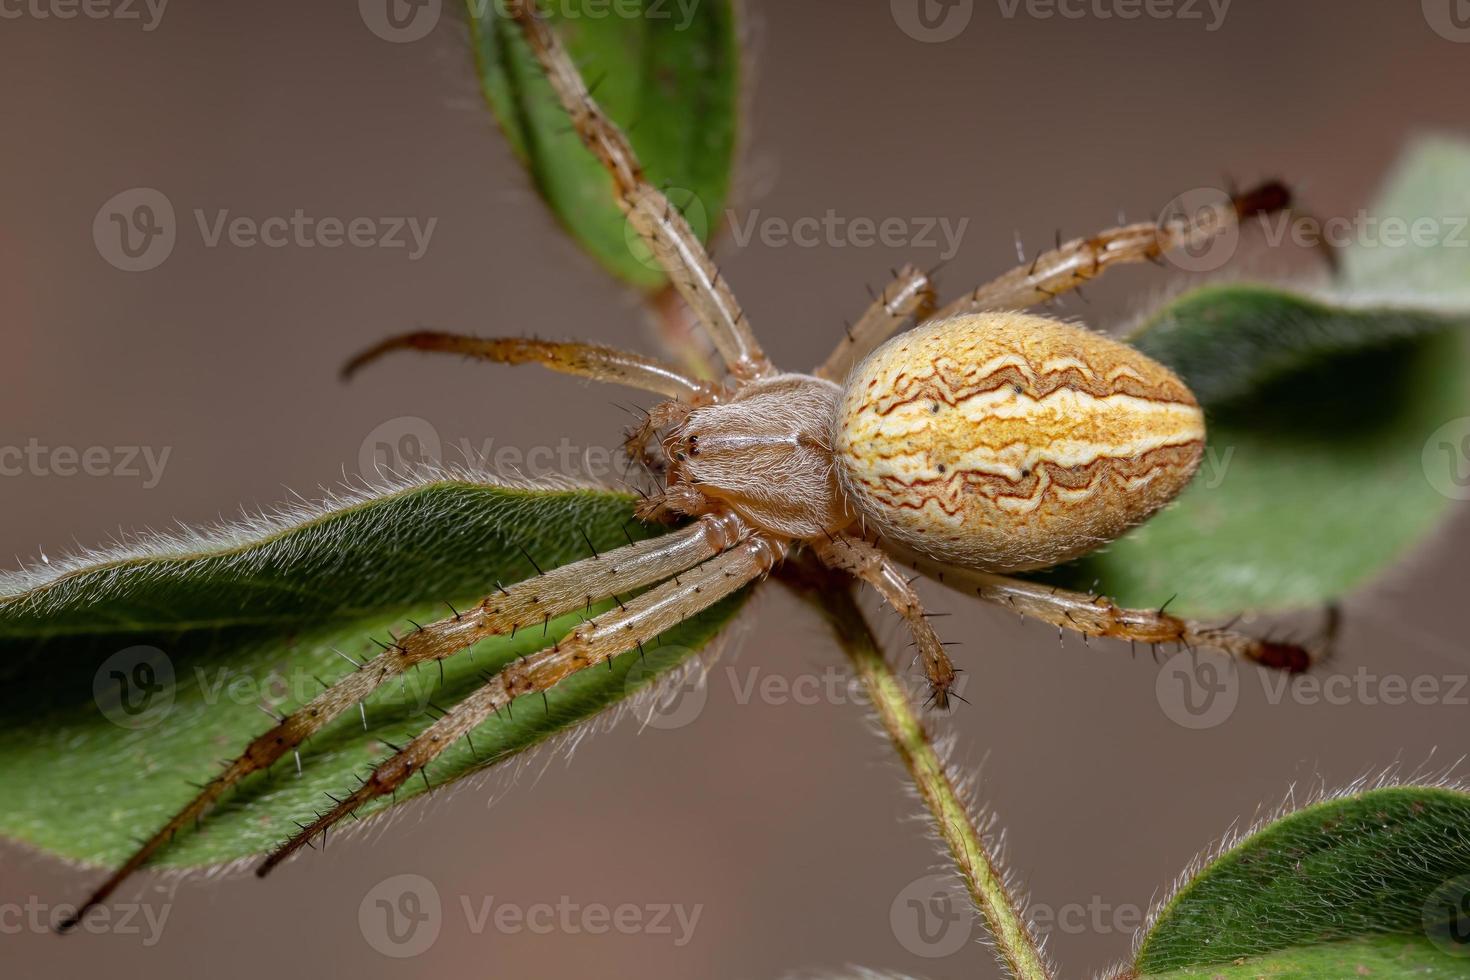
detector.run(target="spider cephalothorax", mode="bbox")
[61,0,1316,931]
[647,373,853,539]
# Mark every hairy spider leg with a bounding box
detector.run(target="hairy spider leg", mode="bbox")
[906,554,1316,672]
[929,181,1294,320]
[816,264,938,383]
[257,532,784,874]
[812,535,958,708]
[58,513,749,932]
[503,0,770,381]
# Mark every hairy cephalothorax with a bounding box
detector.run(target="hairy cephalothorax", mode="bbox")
[61,0,1318,930]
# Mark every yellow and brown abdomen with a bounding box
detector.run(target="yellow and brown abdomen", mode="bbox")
[833,312,1205,572]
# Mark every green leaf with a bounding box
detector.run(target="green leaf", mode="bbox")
[468,0,739,289]
[1041,138,1470,615]
[1340,134,1470,301]
[1131,785,1470,977]
[1136,933,1468,979]
[0,480,748,867]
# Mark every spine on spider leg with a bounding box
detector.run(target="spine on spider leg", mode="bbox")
[59,517,744,931]
[813,535,957,708]
[970,574,1315,672]
[256,534,783,876]
[502,0,769,379]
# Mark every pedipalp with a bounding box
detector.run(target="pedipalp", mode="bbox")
[342,330,712,401]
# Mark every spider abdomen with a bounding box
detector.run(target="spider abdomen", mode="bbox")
[833,312,1205,572]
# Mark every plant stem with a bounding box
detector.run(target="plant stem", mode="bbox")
[648,284,718,381]
[778,558,1054,980]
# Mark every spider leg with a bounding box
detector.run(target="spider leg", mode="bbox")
[58,513,750,932]
[929,181,1293,319]
[812,534,957,709]
[256,531,784,875]
[342,331,711,401]
[815,264,937,383]
[502,0,770,382]
[911,557,1316,672]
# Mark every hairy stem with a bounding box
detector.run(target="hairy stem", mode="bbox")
[778,557,1053,980]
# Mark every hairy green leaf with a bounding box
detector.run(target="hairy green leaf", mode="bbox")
[1136,933,1467,979]
[1132,785,1470,976]
[0,481,747,867]
[1042,138,1470,615]
[469,0,739,288]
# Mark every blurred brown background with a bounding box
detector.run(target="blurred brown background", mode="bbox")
[4,1,1470,977]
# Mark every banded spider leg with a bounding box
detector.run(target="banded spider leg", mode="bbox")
[815,181,1296,378]
[59,511,752,930]
[256,532,784,874]
[502,0,769,381]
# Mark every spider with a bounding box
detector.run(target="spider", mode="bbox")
[60,0,1314,931]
